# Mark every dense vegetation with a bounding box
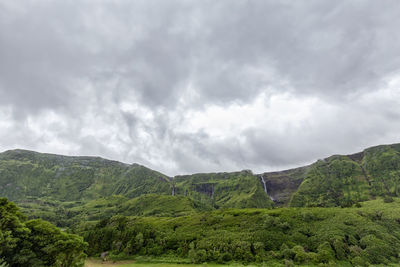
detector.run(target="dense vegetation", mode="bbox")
[290,144,400,207]
[0,198,87,267]
[44,194,211,228]
[2,144,400,265]
[82,198,400,266]
[0,149,171,203]
[0,150,272,227]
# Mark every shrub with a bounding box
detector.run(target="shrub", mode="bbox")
[317,242,335,263]
[292,245,307,264]
[218,252,232,263]
[188,249,207,263]
[332,238,347,260]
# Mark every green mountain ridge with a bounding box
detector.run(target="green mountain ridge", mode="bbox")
[290,143,400,207]
[0,149,171,202]
[1,143,400,227]
[0,149,274,226]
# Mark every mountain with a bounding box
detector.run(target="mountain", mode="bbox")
[0,149,170,226]
[0,149,272,226]
[0,149,171,202]
[1,143,400,227]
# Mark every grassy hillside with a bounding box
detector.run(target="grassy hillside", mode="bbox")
[0,149,173,225]
[0,149,171,202]
[290,144,400,207]
[68,194,212,227]
[3,143,400,227]
[0,150,274,227]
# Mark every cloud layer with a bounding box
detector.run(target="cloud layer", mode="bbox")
[1,0,400,175]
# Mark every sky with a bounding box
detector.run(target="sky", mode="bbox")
[1,0,400,176]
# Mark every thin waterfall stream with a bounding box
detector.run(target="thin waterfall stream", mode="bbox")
[260,176,275,201]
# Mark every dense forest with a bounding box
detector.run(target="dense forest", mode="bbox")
[1,143,400,266]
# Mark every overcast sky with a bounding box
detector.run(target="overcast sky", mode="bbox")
[1,1,400,176]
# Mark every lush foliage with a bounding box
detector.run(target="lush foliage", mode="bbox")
[0,150,171,203]
[290,155,368,207]
[82,198,400,266]
[0,150,273,228]
[0,198,87,267]
[3,145,400,265]
[290,144,400,207]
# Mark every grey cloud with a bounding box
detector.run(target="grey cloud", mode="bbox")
[2,1,400,111]
[200,1,400,99]
[1,1,400,175]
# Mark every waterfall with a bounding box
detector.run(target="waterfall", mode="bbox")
[172,184,175,196]
[260,176,268,194]
[260,176,275,201]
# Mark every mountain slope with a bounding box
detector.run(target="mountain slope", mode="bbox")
[173,170,274,209]
[0,150,274,227]
[2,143,400,226]
[0,149,171,202]
[290,144,400,207]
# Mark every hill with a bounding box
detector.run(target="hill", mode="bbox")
[0,149,171,202]
[290,143,400,207]
[2,143,400,226]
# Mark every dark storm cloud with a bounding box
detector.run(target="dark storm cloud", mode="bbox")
[1,0,400,175]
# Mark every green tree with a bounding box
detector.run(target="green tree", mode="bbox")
[0,198,87,267]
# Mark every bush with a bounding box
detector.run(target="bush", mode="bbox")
[352,256,368,267]
[188,249,207,263]
[218,252,232,263]
[332,238,347,260]
[292,245,307,264]
[317,242,335,263]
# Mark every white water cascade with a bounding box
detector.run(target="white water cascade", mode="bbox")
[260,176,275,201]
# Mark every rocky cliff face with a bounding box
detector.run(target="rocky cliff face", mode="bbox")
[173,170,274,209]
[259,166,309,205]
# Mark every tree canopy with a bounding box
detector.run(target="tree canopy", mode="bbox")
[0,198,87,267]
